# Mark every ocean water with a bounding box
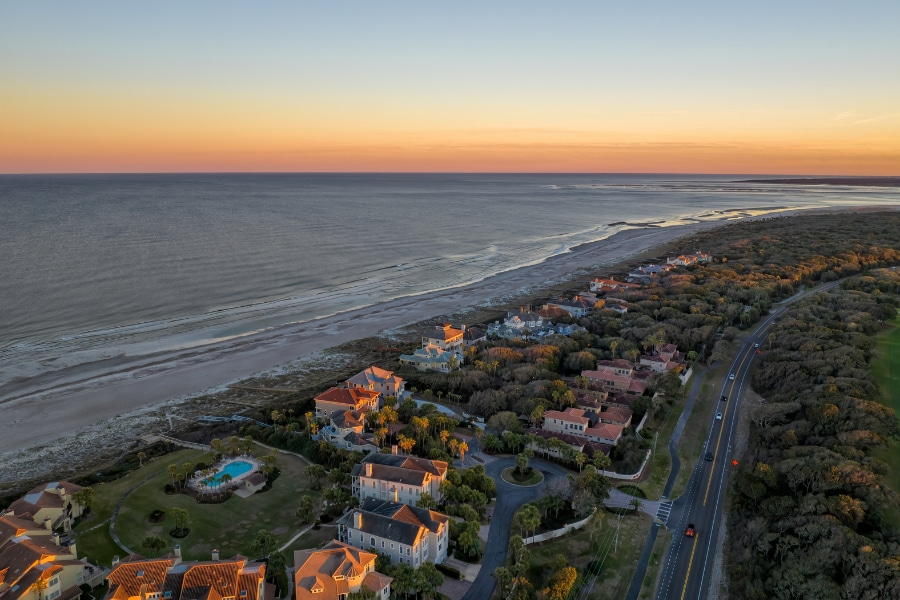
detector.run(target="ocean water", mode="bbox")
[1,173,898,369]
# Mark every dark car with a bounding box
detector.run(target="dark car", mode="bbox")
[705,452,714,461]
[720,394,727,402]
[686,523,695,537]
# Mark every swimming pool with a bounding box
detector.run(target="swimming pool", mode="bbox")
[203,460,254,486]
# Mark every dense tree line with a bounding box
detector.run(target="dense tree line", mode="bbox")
[728,271,900,599]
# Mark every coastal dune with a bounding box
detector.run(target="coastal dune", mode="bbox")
[0,221,721,458]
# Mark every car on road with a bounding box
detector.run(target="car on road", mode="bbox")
[729,373,735,380]
[705,452,714,461]
[754,343,759,348]
[716,412,723,420]
[685,523,695,537]
[720,394,727,401]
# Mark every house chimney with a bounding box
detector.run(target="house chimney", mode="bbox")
[365,463,372,477]
[460,324,466,331]
[174,545,182,558]
[44,517,52,530]
[112,556,120,568]
[52,532,60,546]
[66,540,77,558]
[354,511,362,529]
[57,486,66,498]
[212,549,219,561]
[391,487,399,503]
[391,445,398,455]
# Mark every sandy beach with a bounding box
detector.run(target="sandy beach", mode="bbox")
[0,220,727,458]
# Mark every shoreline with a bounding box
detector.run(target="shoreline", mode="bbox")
[1,204,892,488]
[0,222,720,458]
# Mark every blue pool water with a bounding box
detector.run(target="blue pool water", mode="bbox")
[204,460,254,485]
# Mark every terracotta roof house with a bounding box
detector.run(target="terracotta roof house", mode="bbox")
[422,324,464,351]
[542,408,590,436]
[589,278,640,293]
[537,305,571,319]
[584,423,625,446]
[595,359,634,377]
[0,525,87,600]
[525,428,586,457]
[351,454,448,504]
[337,499,449,567]
[581,368,634,395]
[5,482,85,533]
[104,550,272,600]
[293,541,391,600]
[599,406,633,427]
[314,388,380,419]
[346,366,406,400]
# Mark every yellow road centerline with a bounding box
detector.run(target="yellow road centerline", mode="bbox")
[680,535,699,600]
[702,346,753,506]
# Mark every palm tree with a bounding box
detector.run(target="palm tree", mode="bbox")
[629,497,643,515]
[296,496,314,524]
[458,441,469,464]
[305,412,314,437]
[575,453,587,472]
[221,473,233,490]
[447,437,459,458]
[210,438,224,459]
[398,434,416,455]
[167,464,178,487]
[29,577,48,600]
[439,429,450,449]
[137,452,146,468]
[141,536,167,558]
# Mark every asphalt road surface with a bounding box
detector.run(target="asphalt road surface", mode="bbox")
[655,281,842,600]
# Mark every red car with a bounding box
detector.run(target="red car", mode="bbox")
[685,523,696,537]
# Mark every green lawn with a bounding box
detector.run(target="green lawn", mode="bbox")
[500,467,543,486]
[73,449,207,565]
[871,317,900,527]
[671,371,719,498]
[526,511,653,600]
[75,444,322,564]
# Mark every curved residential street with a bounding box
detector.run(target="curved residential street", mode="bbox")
[460,456,571,600]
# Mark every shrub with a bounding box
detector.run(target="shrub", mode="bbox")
[436,563,462,579]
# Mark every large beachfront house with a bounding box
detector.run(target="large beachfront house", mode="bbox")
[0,517,92,600]
[318,409,379,454]
[337,499,450,567]
[398,345,462,372]
[4,482,86,533]
[346,366,406,400]
[314,387,381,420]
[589,278,640,293]
[581,367,647,396]
[542,408,591,436]
[293,541,391,600]
[423,324,464,352]
[104,549,273,600]
[351,454,448,504]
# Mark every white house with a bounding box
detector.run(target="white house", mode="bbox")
[351,454,448,504]
[346,366,406,399]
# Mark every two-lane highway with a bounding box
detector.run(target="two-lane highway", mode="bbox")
[655,281,842,600]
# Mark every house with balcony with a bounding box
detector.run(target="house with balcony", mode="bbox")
[293,541,391,600]
[337,499,450,567]
[398,344,462,372]
[104,549,273,600]
[351,454,448,504]
[317,409,379,454]
[4,482,86,533]
[545,295,598,318]
[346,366,406,400]
[0,521,88,600]
[542,408,591,436]
[423,324,464,352]
[314,387,381,420]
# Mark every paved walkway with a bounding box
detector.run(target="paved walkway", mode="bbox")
[109,471,164,556]
[253,440,313,466]
[604,487,661,518]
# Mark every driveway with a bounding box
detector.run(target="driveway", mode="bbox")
[460,456,570,600]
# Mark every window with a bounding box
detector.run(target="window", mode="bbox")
[48,579,58,587]
[407,547,411,556]
[165,593,172,598]
[381,540,385,548]
[370,537,376,547]
[136,571,144,578]
[360,533,364,542]
[390,543,394,549]
[240,593,247,598]
[49,592,60,600]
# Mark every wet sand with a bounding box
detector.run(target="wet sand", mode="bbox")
[0,221,727,456]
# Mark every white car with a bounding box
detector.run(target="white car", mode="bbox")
[716,412,723,420]
[729,373,735,381]
[754,343,760,348]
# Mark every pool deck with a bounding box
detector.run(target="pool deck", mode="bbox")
[187,456,260,492]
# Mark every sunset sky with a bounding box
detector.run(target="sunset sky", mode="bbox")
[2,1,898,174]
